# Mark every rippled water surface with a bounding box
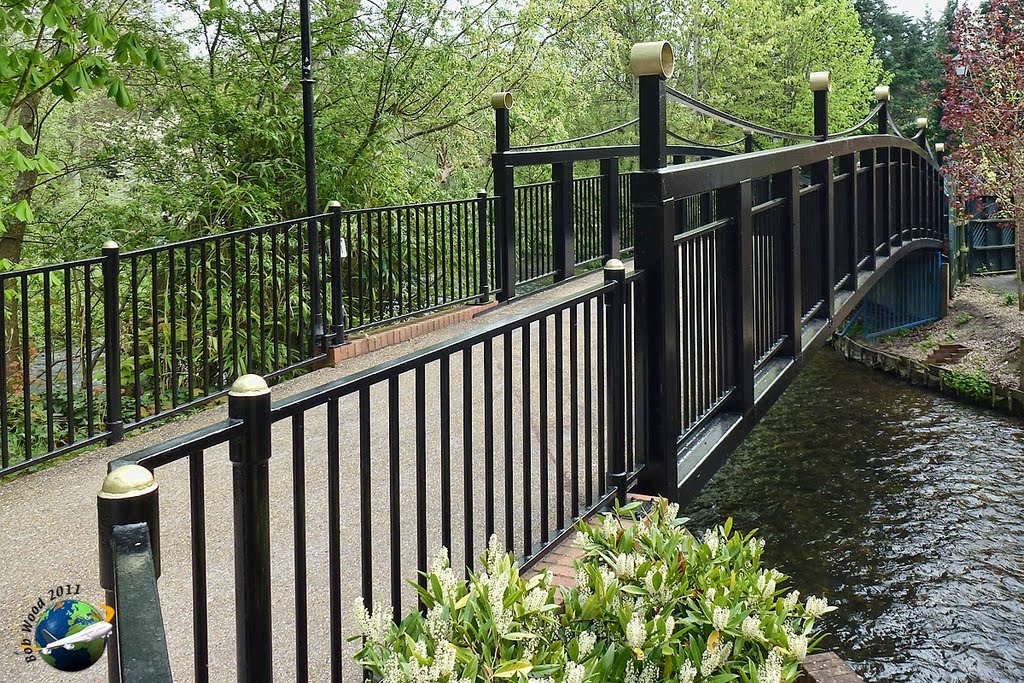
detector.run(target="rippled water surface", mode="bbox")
[684,350,1024,682]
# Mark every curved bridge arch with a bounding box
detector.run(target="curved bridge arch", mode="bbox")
[630,97,948,502]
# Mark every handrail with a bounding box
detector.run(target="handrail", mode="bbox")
[654,134,941,199]
[666,86,819,142]
[111,523,173,683]
[509,118,639,151]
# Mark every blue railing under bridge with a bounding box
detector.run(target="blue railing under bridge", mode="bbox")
[94,41,950,683]
[844,250,943,339]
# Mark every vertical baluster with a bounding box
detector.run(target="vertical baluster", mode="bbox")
[359,386,373,610]
[483,339,495,539]
[64,268,75,442]
[189,452,209,683]
[502,331,514,551]
[462,347,474,570]
[43,271,54,451]
[554,310,565,529]
[440,356,452,551]
[327,396,343,675]
[388,376,402,615]
[521,324,532,555]
[415,366,428,600]
[292,413,310,683]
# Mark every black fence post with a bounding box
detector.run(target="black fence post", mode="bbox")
[477,190,490,304]
[491,92,516,302]
[863,148,878,271]
[552,161,576,280]
[840,153,859,290]
[327,201,347,346]
[604,258,628,504]
[875,85,890,135]
[601,157,620,260]
[630,40,679,501]
[823,157,836,317]
[780,167,803,359]
[228,375,273,683]
[102,240,124,444]
[810,71,830,140]
[723,181,755,415]
[744,131,754,153]
[97,464,163,683]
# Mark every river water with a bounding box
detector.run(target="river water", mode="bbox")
[685,349,1024,682]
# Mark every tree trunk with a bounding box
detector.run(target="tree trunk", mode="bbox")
[0,93,41,266]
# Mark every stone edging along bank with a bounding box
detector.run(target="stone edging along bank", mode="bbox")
[832,334,1024,417]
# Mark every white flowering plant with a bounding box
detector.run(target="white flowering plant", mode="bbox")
[352,537,568,683]
[353,498,837,683]
[564,499,835,683]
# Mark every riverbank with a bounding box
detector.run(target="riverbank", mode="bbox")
[860,276,1024,389]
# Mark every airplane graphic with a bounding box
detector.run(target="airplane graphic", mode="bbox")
[31,604,115,655]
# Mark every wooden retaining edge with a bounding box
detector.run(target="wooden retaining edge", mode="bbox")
[315,302,498,368]
[832,334,1024,416]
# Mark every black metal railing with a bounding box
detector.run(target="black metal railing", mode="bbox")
[630,67,948,503]
[97,261,645,683]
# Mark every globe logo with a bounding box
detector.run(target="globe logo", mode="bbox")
[32,599,114,672]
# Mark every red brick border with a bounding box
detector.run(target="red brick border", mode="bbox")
[315,302,498,368]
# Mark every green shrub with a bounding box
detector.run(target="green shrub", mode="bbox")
[945,369,991,402]
[353,499,834,683]
[954,312,971,327]
[1003,292,1017,307]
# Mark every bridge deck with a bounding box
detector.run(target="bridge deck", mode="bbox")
[0,269,610,683]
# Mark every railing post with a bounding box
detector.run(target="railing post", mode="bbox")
[97,464,162,683]
[875,85,890,135]
[601,157,621,259]
[491,92,516,302]
[102,240,124,445]
[724,181,755,414]
[630,40,679,501]
[604,258,628,504]
[779,167,803,359]
[228,374,274,683]
[552,161,575,280]
[810,72,831,140]
[896,148,905,247]
[327,201,347,346]
[864,148,878,271]
[744,130,754,153]
[824,157,835,317]
[840,153,859,290]
[881,146,892,256]
[477,189,490,304]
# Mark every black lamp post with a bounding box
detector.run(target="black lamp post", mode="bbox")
[299,0,323,345]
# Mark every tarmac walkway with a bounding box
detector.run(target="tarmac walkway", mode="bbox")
[0,270,612,683]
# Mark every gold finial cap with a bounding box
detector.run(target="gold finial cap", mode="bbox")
[327,200,341,208]
[935,142,945,153]
[102,240,119,250]
[874,85,890,101]
[630,41,674,79]
[229,374,270,397]
[99,465,156,499]
[916,117,928,129]
[491,92,513,110]
[605,258,626,270]
[809,71,832,92]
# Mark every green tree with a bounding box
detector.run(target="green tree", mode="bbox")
[0,0,164,265]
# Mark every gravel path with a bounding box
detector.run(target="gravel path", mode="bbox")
[0,270,615,683]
